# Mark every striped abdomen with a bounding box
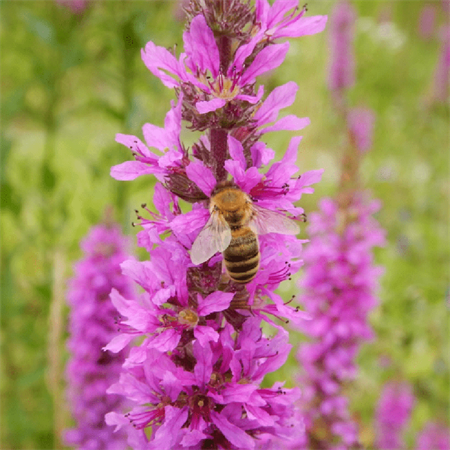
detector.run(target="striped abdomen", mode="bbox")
[223,227,260,284]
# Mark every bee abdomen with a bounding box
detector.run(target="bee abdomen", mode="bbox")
[223,231,260,284]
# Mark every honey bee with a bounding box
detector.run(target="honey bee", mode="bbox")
[190,181,300,284]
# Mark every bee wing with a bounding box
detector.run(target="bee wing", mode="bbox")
[250,204,300,235]
[190,211,232,265]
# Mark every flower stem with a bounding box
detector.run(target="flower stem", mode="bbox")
[211,35,232,182]
[211,128,228,181]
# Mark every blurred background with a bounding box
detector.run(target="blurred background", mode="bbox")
[1,1,448,449]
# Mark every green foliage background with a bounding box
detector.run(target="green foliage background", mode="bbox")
[1,1,448,449]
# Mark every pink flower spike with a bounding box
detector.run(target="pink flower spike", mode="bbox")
[347,107,375,152]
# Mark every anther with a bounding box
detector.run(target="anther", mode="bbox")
[141,203,147,208]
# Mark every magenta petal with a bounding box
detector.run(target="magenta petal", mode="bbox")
[196,98,227,114]
[103,334,134,353]
[105,412,128,432]
[185,159,216,196]
[220,384,259,404]
[194,325,219,346]
[264,115,310,133]
[198,291,235,316]
[171,209,209,242]
[254,81,298,126]
[210,411,255,449]
[148,406,189,450]
[298,168,324,187]
[184,15,220,78]
[251,142,275,168]
[180,429,208,447]
[228,135,246,170]
[236,85,265,104]
[240,42,289,85]
[280,15,328,39]
[115,133,157,158]
[193,341,213,385]
[149,328,181,352]
[110,161,159,181]
[141,41,185,88]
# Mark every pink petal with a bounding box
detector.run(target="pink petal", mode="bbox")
[278,15,328,39]
[103,333,134,353]
[115,133,157,158]
[228,135,246,170]
[184,15,220,78]
[198,291,235,316]
[194,325,219,346]
[105,412,128,432]
[148,406,189,450]
[180,429,208,447]
[210,411,255,449]
[185,159,216,196]
[110,161,159,181]
[196,98,227,114]
[235,85,265,104]
[263,115,310,133]
[240,42,289,85]
[141,41,185,88]
[148,328,181,352]
[298,168,324,187]
[254,81,298,126]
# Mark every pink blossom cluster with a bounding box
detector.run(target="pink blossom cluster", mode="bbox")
[375,381,415,450]
[417,421,450,450]
[56,0,88,14]
[296,195,385,449]
[328,1,356,102]
[105,1,328,449]
[65,223,134,450]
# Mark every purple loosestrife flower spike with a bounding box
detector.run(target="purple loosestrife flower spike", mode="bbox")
[416,422,450,450]
[108,1,327,448]
[296,4,383,445]
[328,1,356,104]
[56,0,88,14]
[433,25,450,103]
[65,223,135,450]
[375,381,415,450]
[347,107,375,153]
[418,5,437,40]
[296,194,385,449]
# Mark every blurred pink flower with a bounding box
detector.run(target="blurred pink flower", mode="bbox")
[417,422,450,450]
[347,107,376,152]
[328,1,356,97]
[375,381,415,450]
[65,223,134,450]
[56,0,88,14]
[418,5,437,40]
[296,194,385,449]
[433,25,450,102]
